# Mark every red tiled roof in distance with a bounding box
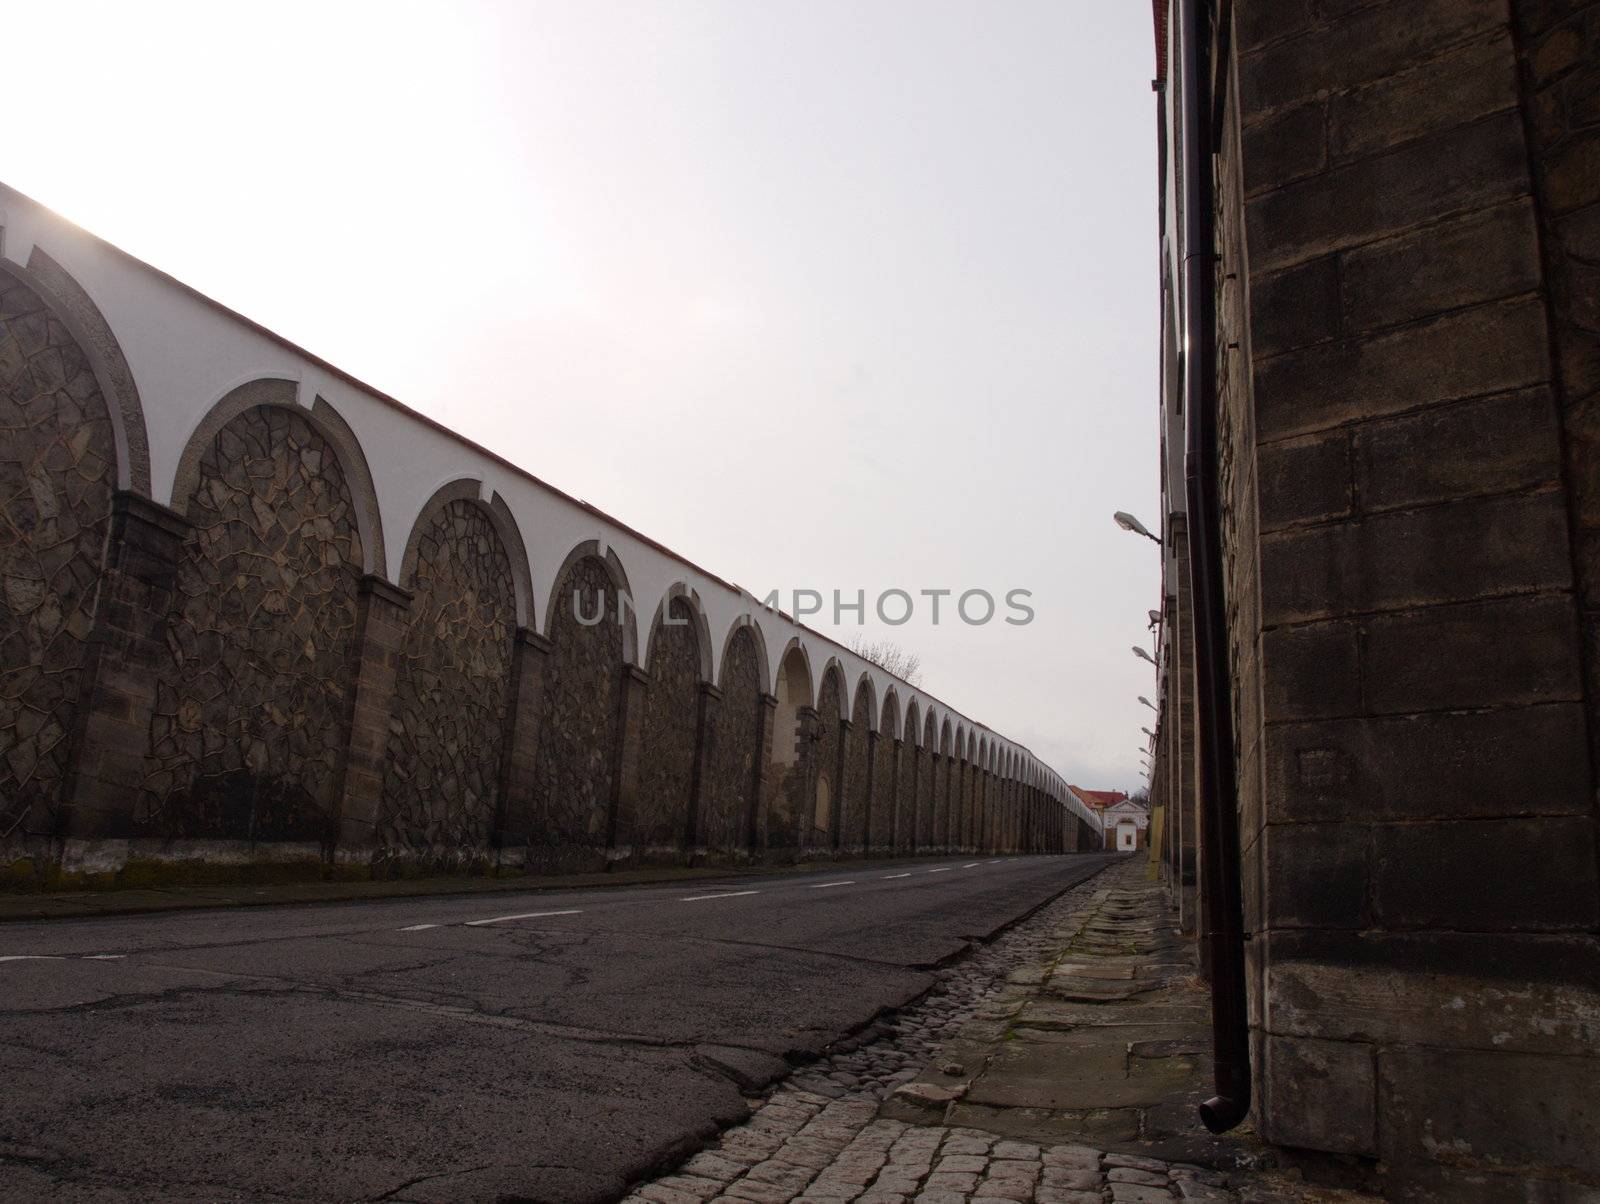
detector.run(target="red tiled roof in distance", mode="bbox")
[1069,786,1130,811]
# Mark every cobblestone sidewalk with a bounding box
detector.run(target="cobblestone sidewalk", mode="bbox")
[624,860,1380,1203]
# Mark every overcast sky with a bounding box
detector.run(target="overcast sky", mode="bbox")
[9,1,1161,792]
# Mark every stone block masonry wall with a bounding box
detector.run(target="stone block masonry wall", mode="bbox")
[1220,0,1600,1191]
[1514,0,1600,841]
[0,182,1097,880]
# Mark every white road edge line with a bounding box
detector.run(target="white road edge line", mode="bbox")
[399,923,441,932]
[808,881,854,889]
[682,891,759,902]
[881,873,911,879]
[464,909,582,926]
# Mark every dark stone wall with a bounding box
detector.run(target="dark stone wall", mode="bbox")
[378,499,516,859]
[874,702,898,852]
[812,669,844,850]
[637,597,700,854]
[1223,0,1600,1181]
[938,728,954,848]
[531,556,622,863]
[706,626,763,855]
[142,405,362,841]
[1513,0,1600,857]
[896,737,918,852]
[0,272,117,842]
[767,714,808,857]
[843,685,872,851]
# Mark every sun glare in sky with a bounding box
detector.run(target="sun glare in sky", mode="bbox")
[8,1,1161,789]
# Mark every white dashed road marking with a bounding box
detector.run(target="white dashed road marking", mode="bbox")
[881,873,911,879]
[963,862,980,868]
[0,954,124,963]
[682,891,759,902]
[808,881,854,889]
[399,923,441,932]
[464,909,582,927]
[927,867,952,873]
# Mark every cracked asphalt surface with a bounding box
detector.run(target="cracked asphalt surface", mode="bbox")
[0,852,1116,1203]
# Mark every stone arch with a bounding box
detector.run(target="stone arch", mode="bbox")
[530,544,630,867]
[921,708,940,853]
[11,250,150,495]
[0,261,125,839]
[706,620,765,856]
[766,640,814,854]
[643,585,714,684]
[719,616,772,697]
[142,394,368,839]
[939,718,955,850]
[842,675,873,853]
[963,729,979,850]
[978,737,990,850]
[817,656,850,721]
[895,696,918,853]
[873,688,899,854]
[541,540,639,665]
[636,593,705,859]
[812,663,847,850]
[377,481,522,861]
[397,479,534,629]
[170,381,386,577]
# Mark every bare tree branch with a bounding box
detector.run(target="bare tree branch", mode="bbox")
[847,634,924,687]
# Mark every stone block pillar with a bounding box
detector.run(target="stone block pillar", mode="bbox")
[888,738,903,851]
[832,717,850,852]
[60,491,190,851]
[748,692,778,856]
[606,663,650,861]
[334,575,412,854]
[684,681,722,855]
[862,728,878,853]
[493,627,551,857]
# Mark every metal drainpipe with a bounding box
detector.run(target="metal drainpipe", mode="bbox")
[1177,0,1251,1134]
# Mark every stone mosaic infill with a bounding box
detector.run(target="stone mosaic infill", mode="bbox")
[141,404,364,839]
[626,861,1377,1204]
[0,272,118,839]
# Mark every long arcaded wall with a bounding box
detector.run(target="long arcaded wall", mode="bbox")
[0,182,1101,875]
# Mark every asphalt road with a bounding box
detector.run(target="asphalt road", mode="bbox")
[0,852,1116,1203]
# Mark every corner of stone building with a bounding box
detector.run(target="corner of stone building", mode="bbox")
[1216,0,1600,1195]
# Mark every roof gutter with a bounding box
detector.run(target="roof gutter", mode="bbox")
[1176,0,1251,1134]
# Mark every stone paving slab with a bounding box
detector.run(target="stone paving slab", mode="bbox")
[625,860,1382,1204]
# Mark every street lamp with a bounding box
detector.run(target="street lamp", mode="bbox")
[1138,696,1156,710]
[1141,727,1156,739]
[1147,608,1162,628]
[1132,645,1156,665]
[1114,511,1160,544]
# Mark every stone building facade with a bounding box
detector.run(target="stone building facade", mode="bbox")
[0,182,1101,881]
[1148,0,1600,1196]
